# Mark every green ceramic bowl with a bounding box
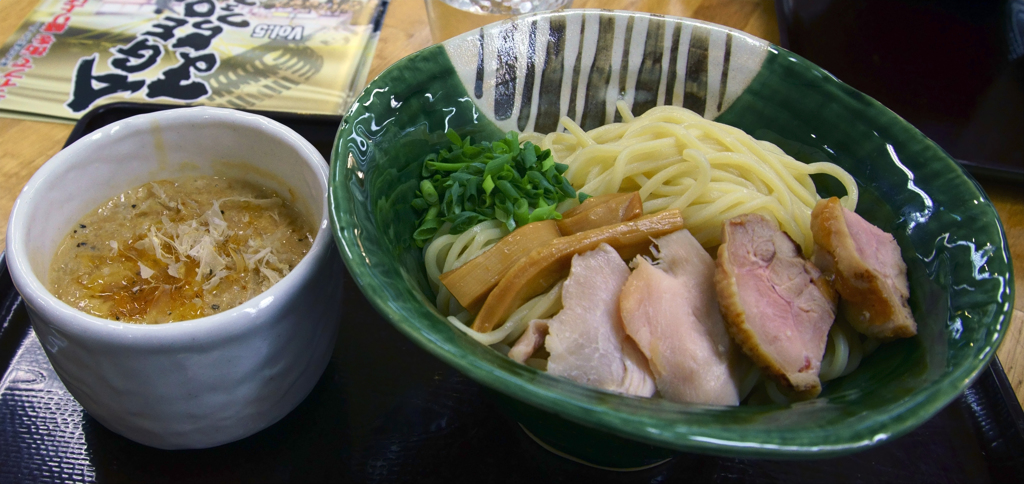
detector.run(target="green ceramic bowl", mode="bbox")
[329,10,1014,461]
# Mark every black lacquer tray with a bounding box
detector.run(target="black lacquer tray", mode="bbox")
[775,0,1024,183]
[2,103,1023,483]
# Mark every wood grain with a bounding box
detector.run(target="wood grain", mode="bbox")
[987,180,1024,407]
[0,119,73,249]
[0,0,1020,405]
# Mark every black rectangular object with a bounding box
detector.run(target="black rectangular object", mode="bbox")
[776,0,1024,182]
[1,103,1022,483]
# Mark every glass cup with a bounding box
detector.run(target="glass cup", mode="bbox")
[425,0,574,43]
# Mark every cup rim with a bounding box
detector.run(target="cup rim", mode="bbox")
[6,106,332,345]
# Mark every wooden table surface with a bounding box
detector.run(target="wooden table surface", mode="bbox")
[1,0,1022,406]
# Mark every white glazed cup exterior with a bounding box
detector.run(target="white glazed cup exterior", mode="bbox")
[5,107,342,449]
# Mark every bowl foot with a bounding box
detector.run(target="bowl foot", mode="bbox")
[518,423,674,471]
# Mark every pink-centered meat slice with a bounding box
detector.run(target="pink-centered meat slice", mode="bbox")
[619,230,744,405]
[544,244,656,397]
[715,214,837,398]
[811,197,916,341]
[508,319,549,364]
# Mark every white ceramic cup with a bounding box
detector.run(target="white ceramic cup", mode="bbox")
[5,107,343,449]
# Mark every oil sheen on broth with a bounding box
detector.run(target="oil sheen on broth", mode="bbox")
[49,176,314,324]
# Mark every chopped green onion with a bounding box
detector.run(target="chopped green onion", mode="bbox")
[411,130,583,247]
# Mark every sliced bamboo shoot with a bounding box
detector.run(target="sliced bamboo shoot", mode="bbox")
[557,192,644,235]
[471,210,686,333]
[440,220,561,314]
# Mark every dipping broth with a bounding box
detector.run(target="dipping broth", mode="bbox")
[49,176,314,324]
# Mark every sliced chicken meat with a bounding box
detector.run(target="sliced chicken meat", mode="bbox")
[715,214,837,398]
[544,244,656,397]
[619,230,745,405]
[508,319,549,364]
[811,197,916,341]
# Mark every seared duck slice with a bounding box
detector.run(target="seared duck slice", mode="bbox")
[716,214,837,398]
[811,197,916,341]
